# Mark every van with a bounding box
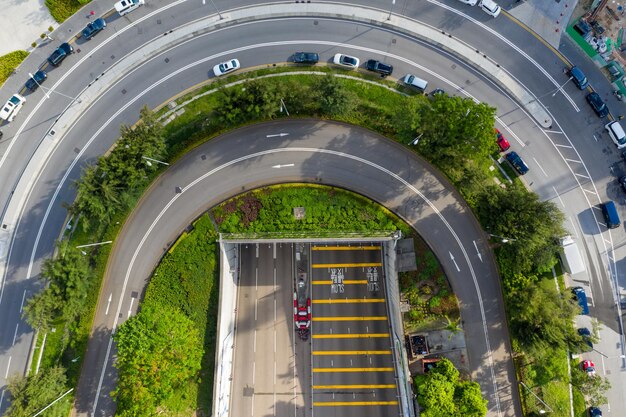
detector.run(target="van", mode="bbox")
[0,94,26,123]
[606,121,626,149]
[403,74,428,93]
[601,201,620,229]
[114,0,144,16]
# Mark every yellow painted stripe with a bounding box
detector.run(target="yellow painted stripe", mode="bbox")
[313,384,396,389]
[312,263,382,268]
[312,246,381,251]
[313,367,394,373]
[314,401,398,406]
[313,333,389,339]
[313,298,385,304]
[312,280,368,285]
[313,316,387,321]
[313,350,391,355]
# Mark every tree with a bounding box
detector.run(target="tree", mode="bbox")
[316,75,356,115]
[455,380,488,417]
[72,164,120,232]
[5,366,67,417]
[22,288,59,332]
[113,305,203,416]
[418,372,456,417]
[571,369,611,407]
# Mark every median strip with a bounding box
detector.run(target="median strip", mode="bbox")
[313,384,396,389]
[312,279,368,285]
[312,350,391,355]
[312,298,385,304]
[314,401,399,406]
[311,246,381,250]
[313,333,389,339]
[313,367,394,372]
[312,262,382,268]
[312,316,387,321]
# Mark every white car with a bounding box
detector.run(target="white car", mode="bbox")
[114,0,144,16]
[457,0,478,5]
[0,94,26,123]
[479,0,501,17]
[333,53,360,69]
[213,59,241,76]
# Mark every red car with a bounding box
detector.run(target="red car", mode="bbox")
[495,128,510,152]
[582,359,596,376]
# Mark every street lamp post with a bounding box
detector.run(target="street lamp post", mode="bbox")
[208,0,224,19]
[387,0,396,20]
[142,156,170,167]
[28,72,50,99]
[519,381,553,413]
[552,76,573,97]
[280,98,290,116]
[487,233,516,243]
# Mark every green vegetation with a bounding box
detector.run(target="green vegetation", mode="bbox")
[414,358,487,417]
[45,0,90,23]
[0,50,28,87]
[6,366,69,417]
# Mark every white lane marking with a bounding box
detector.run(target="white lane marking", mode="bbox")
[554,143,572,149]
[252,362,256,385]
[533,157,548,177]
[0,389,4,411]
[4,357,10,378]
[19,289,27,313]
[274,268,276,291]
[256,244,259,258]
[449,252,460,271]
[105,293,113,315]
[255,268,258,291]
[427,0,579,112]
[564,158,582,164]
[473,241,482,263]
[255,298,258,321]
[273,243,276,259]
[274,329,276,353]
[274,361,276,385]
[274,298,277,322]
[12,324,18,346]
[266,133,289,138]
[271,164,295,168]
[128,297,135,318]
[544,130,564,134]
[552,187,565,208]
[593,134,599,142]
[254,330,257,354]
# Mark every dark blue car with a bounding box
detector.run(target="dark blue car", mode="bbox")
[47,42,73,66]
[586,92,609,118]
[505,151,529,175]
[572,287,590,315]
[82,18,107,40]
[25,70,47,91]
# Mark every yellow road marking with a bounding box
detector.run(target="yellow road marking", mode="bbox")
[313,333,389,339]
[314,401,398,406]
[502,10,567,63]
[313,298,385,304]
[313,367,394,373]
[312,263,382,268]
[313,384,396,389]
[312,350,391,355]
[312,246,381,251]
[313,316,387,321]
[312,280,368,285]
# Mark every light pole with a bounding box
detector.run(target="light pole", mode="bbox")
[208,0,224,19]
[488,233,516,243]
[387,0,395,20]
[76,241,112,249]
[552,76,573,97]
[28,72,50,99]
[280,98,290,116]
[519,381,553,413]
[142,156,170,167]
[411,133,423,146]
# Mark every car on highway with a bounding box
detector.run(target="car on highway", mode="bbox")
[333,53,359,69]
[589,407,603,417]
[495,128,510,152]
[81,17,107,40]
[403,74,428,92]
[586,92,609,117]
[366,59,393,76]
[293,52,319,64]
[606,121,626,148]
[479,0,501,17]
[505,151,528,175]
[457,0,478,5]
[0,94,26,122]
[577,327,593,351]
[571,287,590,315]
[25,70,47,92]
[47,42,74,66]
[582,359,596,376]
[114,0,144,16]
[213,59,241,76]
[568,66,589,90]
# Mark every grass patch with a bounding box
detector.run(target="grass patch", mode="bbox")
[45,0,90,23]
[0,50,28,87]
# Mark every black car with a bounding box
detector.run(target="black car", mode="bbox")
[586,92,609,117]
[505,151,529,175]
[293,52,319,64]
[25,70,47,91]
[366,59,393,76]
[82,17,107,40]
[47,42,74,66]
[577,327,593,351]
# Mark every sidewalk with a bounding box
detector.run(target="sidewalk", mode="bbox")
[0,0,57,55]
[508,0,580,49]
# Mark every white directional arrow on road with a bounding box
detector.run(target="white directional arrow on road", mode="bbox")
[266,133,289,138]
[105,293,112,315]
[473,240,483,262]
[272,164,295,168]
[449,252,460,271]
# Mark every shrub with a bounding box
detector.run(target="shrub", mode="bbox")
[0,50,28,87]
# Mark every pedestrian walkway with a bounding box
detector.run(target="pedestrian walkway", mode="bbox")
[0,0,56,55]
[508,0,580,49]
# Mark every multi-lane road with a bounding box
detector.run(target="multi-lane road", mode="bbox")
[0,0,625,416]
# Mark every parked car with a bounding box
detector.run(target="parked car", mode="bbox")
[293,52,319,64]
[81,18,107,40]
[606,121,626,149]
[333,53,359,69]
[505,151,528,175]
[582,359,596,377]
[571,287,590,315]
[213,58,240,76]
[495,128,510,152]
[568,66,589,90]
[0,94,26,123]
[586,92,609,117]
[47,42,74,67]
[479,0,501,17]
[577,328,593,351]
[457,0,478,5]
[365,59,393,76]
[430,88,446,97]
[403,74,428,92]
[25,70,47,92]
[114,0,144,16]
[601,201,621,229]
[588,407,603,417]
